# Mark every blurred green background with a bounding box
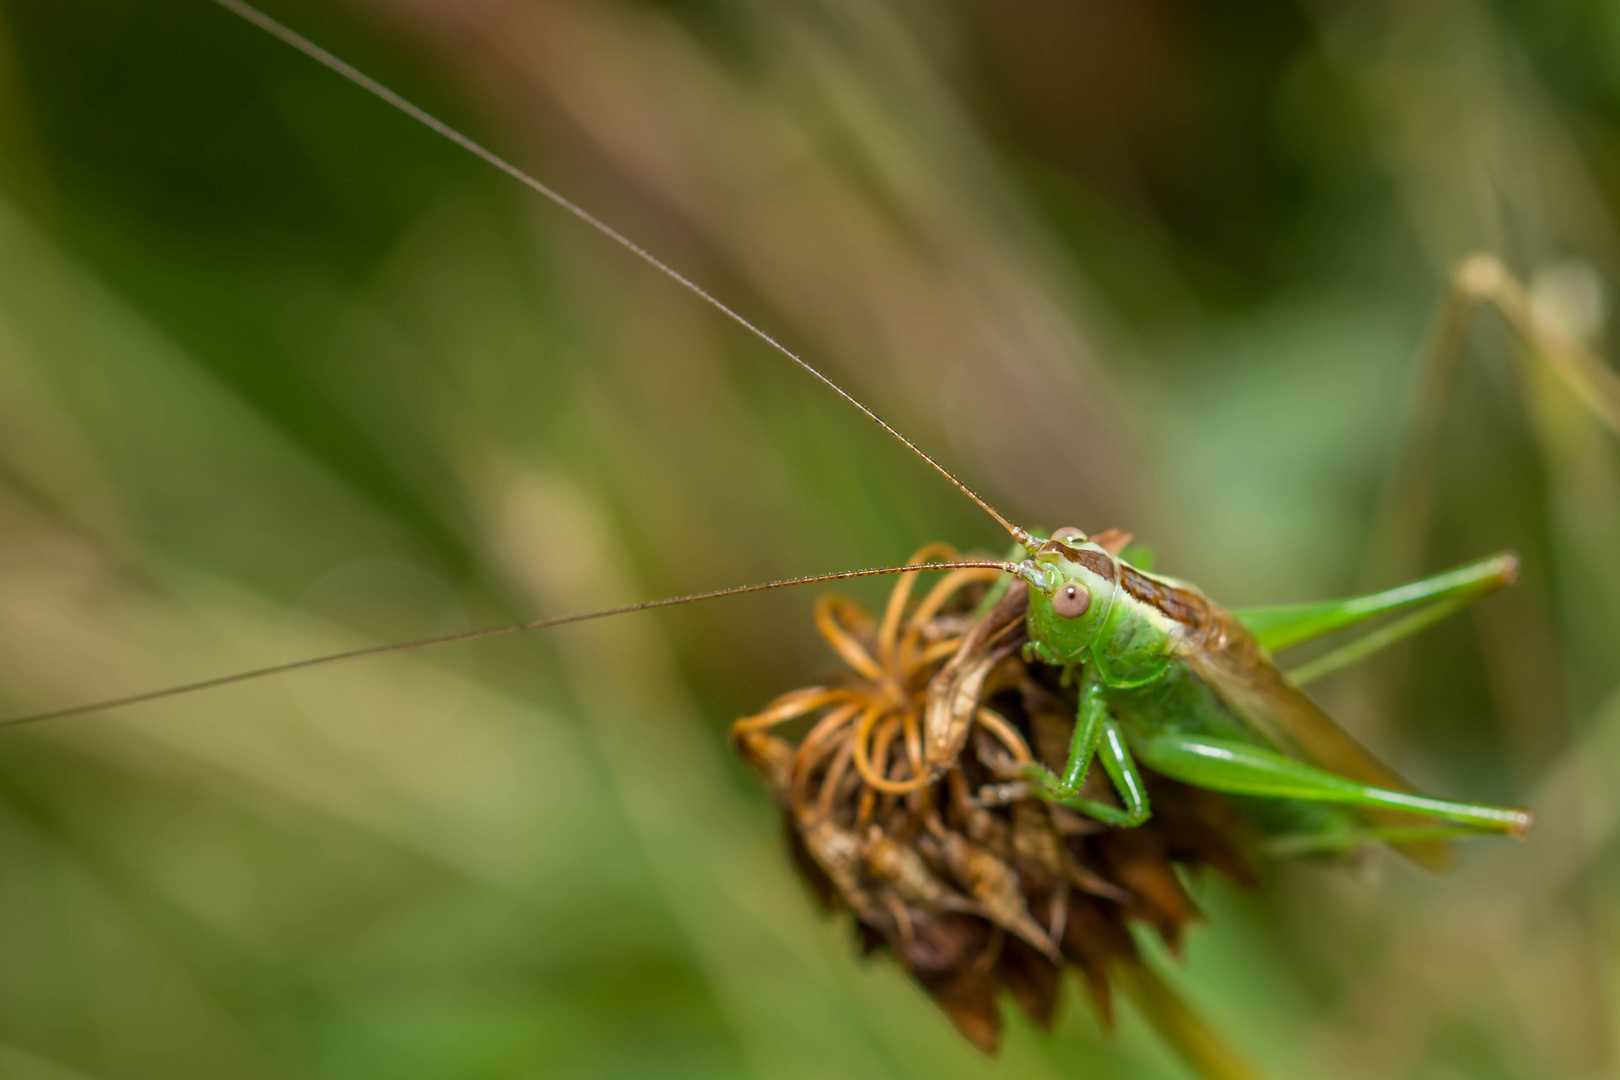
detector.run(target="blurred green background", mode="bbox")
[0,0,1617,1077]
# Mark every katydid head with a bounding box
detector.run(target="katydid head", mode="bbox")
[1016,528,1119,665]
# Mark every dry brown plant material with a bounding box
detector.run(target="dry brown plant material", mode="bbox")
[731,546,1255,1052]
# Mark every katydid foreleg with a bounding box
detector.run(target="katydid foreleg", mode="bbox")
[1016,672,1152,827]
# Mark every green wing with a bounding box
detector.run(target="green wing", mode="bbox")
[1183,615,1454,870]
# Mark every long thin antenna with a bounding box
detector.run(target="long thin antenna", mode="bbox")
[208,0,1031,549]
[1,560,1018,727]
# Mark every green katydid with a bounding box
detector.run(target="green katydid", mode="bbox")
[997,534,1530,867]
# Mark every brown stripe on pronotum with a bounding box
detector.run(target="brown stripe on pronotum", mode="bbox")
[1039,537,1208,629]
[1121,567,1208,628]
[1037,540,1119,582]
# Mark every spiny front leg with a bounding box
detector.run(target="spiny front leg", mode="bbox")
[1032,676,1108,798]
[1020,674,1152,827]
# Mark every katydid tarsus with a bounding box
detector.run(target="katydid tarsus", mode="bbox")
[5,0,1588,870]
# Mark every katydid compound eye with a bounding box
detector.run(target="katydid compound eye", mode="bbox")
[1052,526,1086,545]
[1053,583,1091,619]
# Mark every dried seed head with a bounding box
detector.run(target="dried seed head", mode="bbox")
[731,544,1255,1056]
[862,827,972,913]
[937,829,1061,962]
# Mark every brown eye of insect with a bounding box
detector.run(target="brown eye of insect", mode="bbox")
[1052,526,1086,545]
[1053,583,1091,619]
